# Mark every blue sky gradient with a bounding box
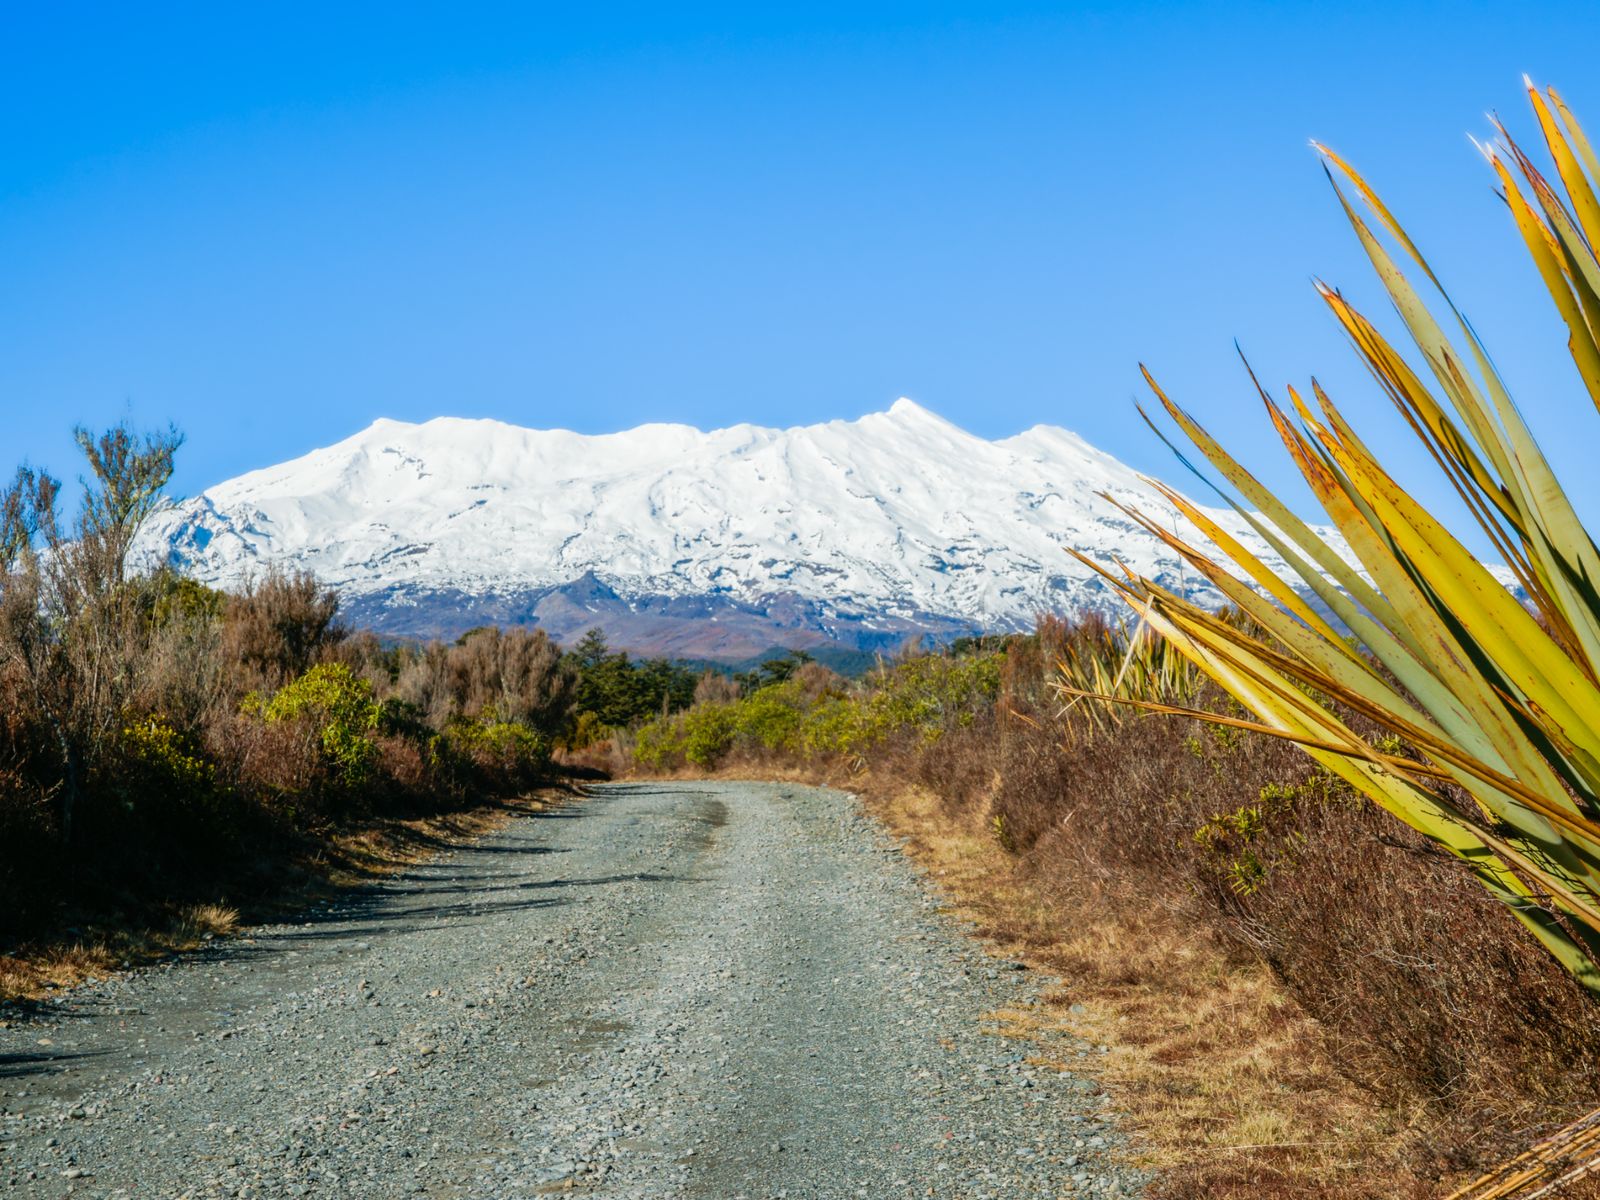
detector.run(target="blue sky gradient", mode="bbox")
[4,2,1600,523]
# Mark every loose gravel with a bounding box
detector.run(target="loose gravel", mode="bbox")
[0,782,1148,1198]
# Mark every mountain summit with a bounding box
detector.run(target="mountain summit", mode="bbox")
[139,403,1270,658]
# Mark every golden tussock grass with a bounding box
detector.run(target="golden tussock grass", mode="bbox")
[0,901,239,1005]
[857,778,1441,1200]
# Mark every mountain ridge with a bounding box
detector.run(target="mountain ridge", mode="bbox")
[138,400,1286,658]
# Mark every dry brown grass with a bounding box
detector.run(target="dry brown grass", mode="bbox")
[0,901,239,1003]
[857,778,1430,1199]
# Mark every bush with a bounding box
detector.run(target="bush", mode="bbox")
[799,695,866,757]
[732,685,805,752]
[634,703,740,770]
[632,650,1004,771]
[679,706,737,767]
[256,662,381,791]
[564,709,609,751]
[976,686,1600,1164]
[223,570,342,690]
[118,716,216,806]
[395,626,575,736]
[446,718,551,788]
[0,418,593,969]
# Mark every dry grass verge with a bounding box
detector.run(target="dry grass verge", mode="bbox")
[859,777,1427,1199]
[653,756,1593,1199]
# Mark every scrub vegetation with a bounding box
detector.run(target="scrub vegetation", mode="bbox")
[0,435,707,995]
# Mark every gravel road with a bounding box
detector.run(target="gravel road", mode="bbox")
[0,782,1146,1199]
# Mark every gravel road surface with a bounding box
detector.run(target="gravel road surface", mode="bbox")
[0,782,1146,1199]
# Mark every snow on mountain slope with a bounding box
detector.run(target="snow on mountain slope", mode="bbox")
[137,400,1301,653]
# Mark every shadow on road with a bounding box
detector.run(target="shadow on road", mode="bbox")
[0,1047,107,1080]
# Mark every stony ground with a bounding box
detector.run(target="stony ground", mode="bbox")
[0,782,1147,1199]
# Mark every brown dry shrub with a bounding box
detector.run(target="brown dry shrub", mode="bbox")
[368,733,463,814]
[693,670,740,706]
[204,709,322,808]
[900,715,1001,814]
[395,626,575,733]
[791,661,847,702]
[958,698,1600,1171]
[1227,792,1600,1149]
[222,569,343,691]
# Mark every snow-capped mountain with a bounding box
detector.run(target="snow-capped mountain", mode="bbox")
[138,400,1285,658]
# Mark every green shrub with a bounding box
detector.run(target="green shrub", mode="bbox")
[868,654,1002,739]
[800,653,1002,758]
[732,685,805,751]
[679,704,737,767]
[447,717,550,778]
[800,695,870,757]
[631,651,1007,772]
[633,702,741,769]
[259,663,381,788]
[565,709,609,751]
[632,715,677,770]
[118,716,216,810]
[148,572,227,629]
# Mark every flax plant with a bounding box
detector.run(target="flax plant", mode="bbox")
[1069,80,1600,991]
[1054,617,1204,732]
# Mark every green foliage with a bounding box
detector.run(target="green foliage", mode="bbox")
[567,628,698,728]
[447,718,550,777]
[149,572,227,628]
[119,717,215,808]
[678,705,738,767]
[1207,722,1244,754]
[632,704,736,769]
[991,812,1015,854]
[733,685,805,751]
[631,715,678,771]
[565,709,609,751]
[261,663,381,788]
[795,653,1003,758]
[864,653,1002,737]
[1192,777,1316,896]
[633,649,1004,771]
[797,696,864,757]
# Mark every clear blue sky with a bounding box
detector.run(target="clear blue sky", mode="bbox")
[4,1,1600,523]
